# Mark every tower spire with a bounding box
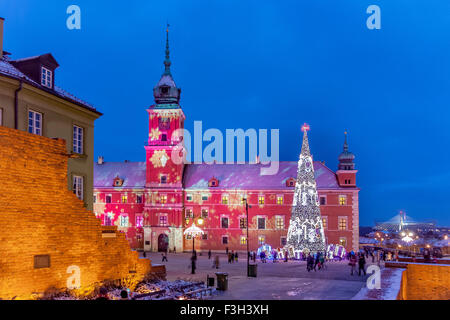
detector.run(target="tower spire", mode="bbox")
[343,130,349,152]
[164,23,171,75]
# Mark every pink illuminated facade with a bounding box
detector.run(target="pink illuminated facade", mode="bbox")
[93,31,360,253]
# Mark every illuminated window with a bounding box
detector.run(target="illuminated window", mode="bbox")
[136,195,143,204]
[277,196,283,205]
[258,217,266,230]
[240,236,247,245]
[28,110,42,135]
[339,237,347,247]
[41,67,52,88]
[136,215,143,228]
[222,195,229,205]
[119,215,129,227]
[104,214,112,226]
[121,195,127,203]
[320,196,327,205]
[105,195,112,204]
[221,217,229,229]
[339,217,347,230]
[280,237,287,246]
[73,125,83,154]
[239,218,247,229]
[339,195,347,206]
[185,208,193,218]
[275,216,284,229]
[186,194,193,201]
[72,175,83,200]
[258,196,265,205]
[258,235,265,245]
[159,215,168,226]
[322,217,328,230]
[201,208,209,218]
[160,195,167,204]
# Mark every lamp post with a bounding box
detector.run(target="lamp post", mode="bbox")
[183,221,204,274]
[243,197,252,277]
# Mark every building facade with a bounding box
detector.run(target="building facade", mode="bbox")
[93,30,360,253]
[0,18,102,210]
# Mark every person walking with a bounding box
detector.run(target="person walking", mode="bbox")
[273,251,277,263]
[314,252,320,271]
[307,254,314,272]
[358,253,366,276]
[213,255,220,269]
[228,252,232,264]
[349,253,357,275]
[284,250,288,262]
[235,251,238,262]
[208,249,212,260]
[231,251,235,263]
[161,252,168,262]
[191,254,197,274]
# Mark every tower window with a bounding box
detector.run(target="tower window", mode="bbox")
[161,134,167,142]
[161,87,169,94]
[41,67,53,89]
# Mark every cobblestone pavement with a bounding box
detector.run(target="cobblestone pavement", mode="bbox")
[141,252,372,300]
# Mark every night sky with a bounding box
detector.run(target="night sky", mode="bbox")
[1,1,449,226]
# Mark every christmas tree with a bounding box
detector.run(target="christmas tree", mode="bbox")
[286,124,326,254]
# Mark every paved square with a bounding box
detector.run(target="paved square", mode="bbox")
[141,252,370,300]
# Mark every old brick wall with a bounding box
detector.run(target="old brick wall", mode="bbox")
[0,126,151,300]
[398,264,450,300]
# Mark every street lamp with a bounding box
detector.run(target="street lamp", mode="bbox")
[243,197,251,277]
[184,222,204,274]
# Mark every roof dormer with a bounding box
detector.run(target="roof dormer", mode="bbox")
[286,177,296,187]
[113,175,124,187]
[208,177,219,188]
[11,53,59,90]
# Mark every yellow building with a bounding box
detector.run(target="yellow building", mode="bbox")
[0,17,102,210]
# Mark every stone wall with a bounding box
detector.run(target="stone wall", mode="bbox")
[0,126,151,299]
[397,263,450,300]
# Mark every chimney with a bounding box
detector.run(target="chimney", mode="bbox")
[97,156,104,165]
[0,17,4,60]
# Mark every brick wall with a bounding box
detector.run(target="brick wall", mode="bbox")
[0,126,151,300]
[397,264,450,300]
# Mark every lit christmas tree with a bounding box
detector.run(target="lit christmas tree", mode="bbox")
[286,124,326,254]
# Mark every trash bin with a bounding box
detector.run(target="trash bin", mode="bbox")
[248,264,257,277]
[207,275,215,287]
[215,272,228,291]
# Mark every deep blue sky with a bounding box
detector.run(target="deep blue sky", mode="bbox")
[2,1,449,226]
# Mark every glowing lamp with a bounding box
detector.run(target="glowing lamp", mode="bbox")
[197,217,204,226]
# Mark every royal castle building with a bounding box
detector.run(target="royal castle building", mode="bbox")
[93,31,360,254]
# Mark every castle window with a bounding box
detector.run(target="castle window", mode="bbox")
[277,196,284,205]
[208,177,219,187]
[240,236,247,245]
[322,216,328,230]
[239,218,247,229]
[222,236,228,245]
[275,216,284,229]
[258,217,266,230]
[320,196,327,205]
[201,208,209,218]
[93,194,97,204]
[202,194,208,201]
[159,215,168,227]
[119,215,129,227]
[186,194,193,201]
[161,86,169,94]
[161,134,167,142]
[136,215,143,228]
[105,195,112,204]
[202,233,208,240]
[136,195,143,204]
[221,217,229,229]
[159,117,170,130]
[185,208,193,218]
[339,217,347,230]
[160,195,167,204]
[222,195,229,205]
[258,235,265,245]
[104,214,113,226]
[160,175,167,184]
[41,67,53,88]
[258,196,265,205]
[28,110,42,135]
[121,195,127,203]
[286,178,296,187]
[339,195,347,206]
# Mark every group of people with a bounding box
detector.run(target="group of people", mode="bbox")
[306,252,326,271]
[348,251,367,276]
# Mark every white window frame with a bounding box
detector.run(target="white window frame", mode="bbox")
[257,217,266,230]
[339,195,347,206]
[136,215,144,228]
[73,125,84,154]
[222,235,229,245]
[275,215,284,230]
[28,110,42,135]
[41,66,53,88]
[221,216,229,229]
[119,215,129,227]
[276,195,284,205]
[338,216,348,231]
[159,214,168,227]
[320,195,327,205]
[73,175,84,200]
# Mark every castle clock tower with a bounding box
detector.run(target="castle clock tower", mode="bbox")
[143,26,186,252]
